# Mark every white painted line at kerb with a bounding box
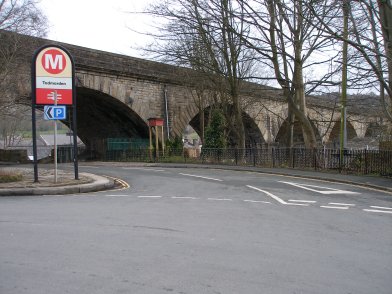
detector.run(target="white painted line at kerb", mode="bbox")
[179,173,223,182]
[105,194,132,197]
[363,209,392,214]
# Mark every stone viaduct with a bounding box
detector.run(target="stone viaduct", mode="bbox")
[1,31,387,152]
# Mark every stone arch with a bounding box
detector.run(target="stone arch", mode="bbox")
[188,105,266,147]
[326,119,357,146]
[275,116,322,147]
[74,87,149,152]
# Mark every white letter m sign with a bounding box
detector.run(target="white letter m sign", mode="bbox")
[45,54,63,70]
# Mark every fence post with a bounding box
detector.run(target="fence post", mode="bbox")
[364,149,368,175]
[272,147,275,168]
[313,148,317,171]
[253,148,256,167]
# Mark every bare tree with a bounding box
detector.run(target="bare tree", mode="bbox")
[235,0,342,148]
[0,0,47,36]
[306,0,392,122]
[143,0,258,148]
[0,1,47,143]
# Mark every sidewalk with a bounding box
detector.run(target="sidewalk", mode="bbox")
[0,162,391,196]
[0,165,115,196]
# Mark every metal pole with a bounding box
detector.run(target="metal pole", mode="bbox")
[163,86,170,140]
[340,0,349,166]
[54,91,58,183]
[32,105,39,182]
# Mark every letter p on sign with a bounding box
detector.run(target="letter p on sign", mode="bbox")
[41,49,66,74]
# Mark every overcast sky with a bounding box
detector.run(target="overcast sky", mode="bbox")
[38,0,156,58]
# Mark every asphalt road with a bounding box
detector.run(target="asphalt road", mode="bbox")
[1,165,391,294]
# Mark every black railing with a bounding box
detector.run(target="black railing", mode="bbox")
[99,147,392,177]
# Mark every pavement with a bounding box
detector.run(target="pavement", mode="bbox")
[0,162,391,196]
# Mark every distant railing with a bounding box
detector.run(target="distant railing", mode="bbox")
[98,147,392,177]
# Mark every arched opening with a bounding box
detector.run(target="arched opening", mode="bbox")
[327,120,357,148]
[66,87,149,157]
[275,118,322,147]
[189,105,265,148]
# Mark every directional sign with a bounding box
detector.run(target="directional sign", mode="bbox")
[44,105,67,120]
[34,47,73,105]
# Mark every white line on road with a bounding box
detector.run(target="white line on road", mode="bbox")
[171,196,198,200]
[288,200,317,204]
[105,194,132,197]
[207,198,233,201]
[329,202,355,206]
[370,206,392,210]
[122,167,166,172]
[320,205,349,210]
[243,200,271,204]
[363,209,392,214]
[279,181,360,195]
[137,196,163,198]
[246,185,287,204]
[179,173,223,182]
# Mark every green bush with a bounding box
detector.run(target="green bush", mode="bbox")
[0,171,23,183]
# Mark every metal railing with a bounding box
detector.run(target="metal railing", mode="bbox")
[99,147,392,177]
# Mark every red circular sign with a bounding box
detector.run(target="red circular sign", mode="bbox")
[41,49,67,74]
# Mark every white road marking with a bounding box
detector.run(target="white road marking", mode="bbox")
[243,200,271,204]
[246,185,287,204]
[279,181,360,195]
[370,206,392,210]
[179,173,223,182]
[171,196,198,200]
[207,198,233,201]
[122,167,165,172]
[246,185,308,206]
[329,202,355,206]
[363,209,392,214]
[137,196,163,198]
[320,205,349,210]
[288,200,317,204]
[105,194,132,197]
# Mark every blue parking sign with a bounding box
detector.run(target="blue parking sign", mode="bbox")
[44,105,66,120]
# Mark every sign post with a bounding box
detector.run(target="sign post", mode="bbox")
[31,45,78,182]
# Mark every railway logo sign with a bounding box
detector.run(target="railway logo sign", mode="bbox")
[31,44,78,183]
[34,46,73,105]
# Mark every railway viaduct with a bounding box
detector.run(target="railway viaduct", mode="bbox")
[1,31,387,152]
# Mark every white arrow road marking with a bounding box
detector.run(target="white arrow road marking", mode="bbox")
[279,181,360,195]
[179,173,223,182]
[246,185,308,206]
